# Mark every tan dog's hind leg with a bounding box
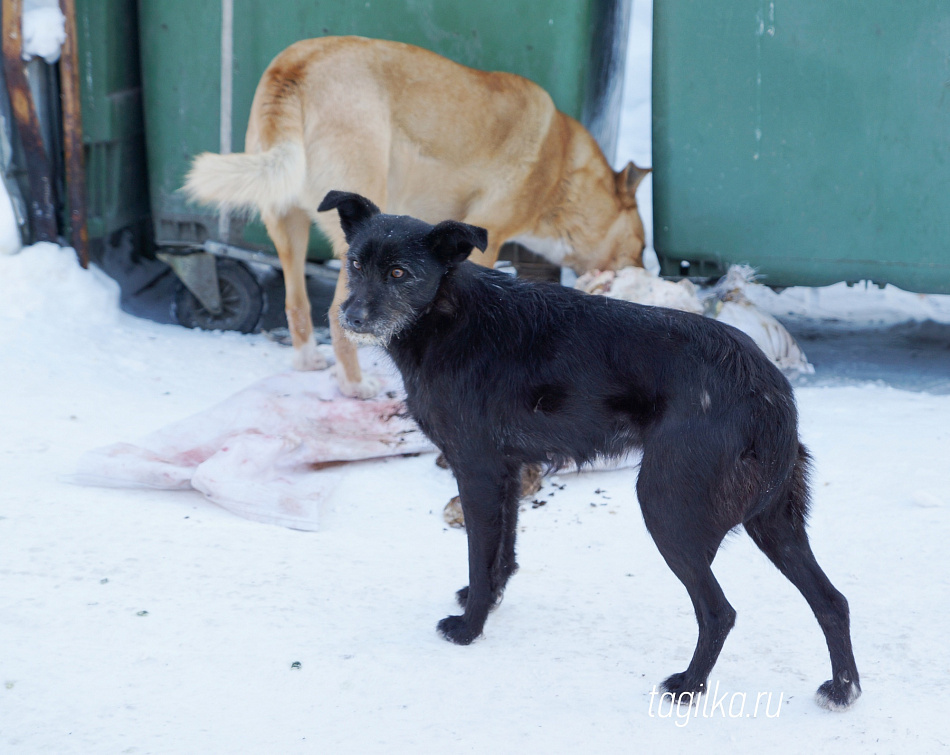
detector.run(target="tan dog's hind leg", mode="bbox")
[264,208,327,371]
[312,173,387,399]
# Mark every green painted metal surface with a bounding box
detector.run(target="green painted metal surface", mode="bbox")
[74,0,150,240]
[652,2,950,294]
[137,0,630,259]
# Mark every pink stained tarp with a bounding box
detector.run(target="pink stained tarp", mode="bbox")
[71,367,435,530]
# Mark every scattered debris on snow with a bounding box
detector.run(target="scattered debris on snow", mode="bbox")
[710,266,814,374]
[576,264,814,374]
[576,266,703,314]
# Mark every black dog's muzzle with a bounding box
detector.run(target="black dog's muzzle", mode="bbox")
[341,300,373,334]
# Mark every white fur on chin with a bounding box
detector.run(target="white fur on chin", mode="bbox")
[342,329,387,347]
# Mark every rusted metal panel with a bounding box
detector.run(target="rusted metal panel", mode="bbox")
[59,0,89,268]
[1,0,57,243]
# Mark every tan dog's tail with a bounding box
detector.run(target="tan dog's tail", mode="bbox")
[184,140,306,217]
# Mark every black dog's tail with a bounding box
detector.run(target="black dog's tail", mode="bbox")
[738,379,811,528]
[737,435,810,532]
[777,442,812,527]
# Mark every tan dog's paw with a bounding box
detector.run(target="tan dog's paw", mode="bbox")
[443,496,464,528]
[520,463,543,498]
[441,465,542,531]
[292,341,329,371]
[335,367,382,399]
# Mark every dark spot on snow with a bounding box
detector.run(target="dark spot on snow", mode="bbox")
[136,610,148,616]
[291,661,302,670]
[100,578,108,584]
[531,499,547,509]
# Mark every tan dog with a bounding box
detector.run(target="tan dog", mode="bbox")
[185,36,650,398]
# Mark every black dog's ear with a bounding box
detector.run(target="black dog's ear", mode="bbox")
[317,191,381,243]
[426,220,488,266]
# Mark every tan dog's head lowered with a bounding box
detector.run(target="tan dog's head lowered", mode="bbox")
[558,160,652,275]
[609,161,652,268]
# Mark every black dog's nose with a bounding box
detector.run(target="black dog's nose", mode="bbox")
[342,302,371,332]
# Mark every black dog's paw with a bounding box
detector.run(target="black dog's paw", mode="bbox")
[815,678,861,711]
[437,615,481,645]
[660,673,707,705]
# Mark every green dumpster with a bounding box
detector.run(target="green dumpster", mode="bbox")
[652,2,950,294]
[74,0,150,248]
[136,0,632,262]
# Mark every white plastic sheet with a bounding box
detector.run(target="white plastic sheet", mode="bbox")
[72,368,434,530]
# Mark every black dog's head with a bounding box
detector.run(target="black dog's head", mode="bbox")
[318,191,488,345]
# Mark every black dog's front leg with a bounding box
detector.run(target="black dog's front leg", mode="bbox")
[438,460,520,645]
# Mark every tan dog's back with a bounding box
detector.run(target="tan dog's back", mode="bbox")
[249,37,563,235]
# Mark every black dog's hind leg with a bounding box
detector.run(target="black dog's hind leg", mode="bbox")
[744,450,860,710]
[637,446,737,702]
[440,459,521,644]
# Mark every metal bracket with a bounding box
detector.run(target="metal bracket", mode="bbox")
[157,251,221,314]
[202,240,339,284]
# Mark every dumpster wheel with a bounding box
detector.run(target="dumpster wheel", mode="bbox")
[173,258,263,334]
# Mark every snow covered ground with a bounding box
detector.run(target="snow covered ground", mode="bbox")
[3,3,950,753]
[4,248,950,755]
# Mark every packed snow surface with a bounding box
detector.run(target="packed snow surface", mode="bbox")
[2,237,949,753]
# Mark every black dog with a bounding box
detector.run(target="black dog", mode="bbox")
[317,190,861,710]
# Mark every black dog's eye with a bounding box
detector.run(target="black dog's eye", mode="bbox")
[390,268,405,279]
[351,259,362,271]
